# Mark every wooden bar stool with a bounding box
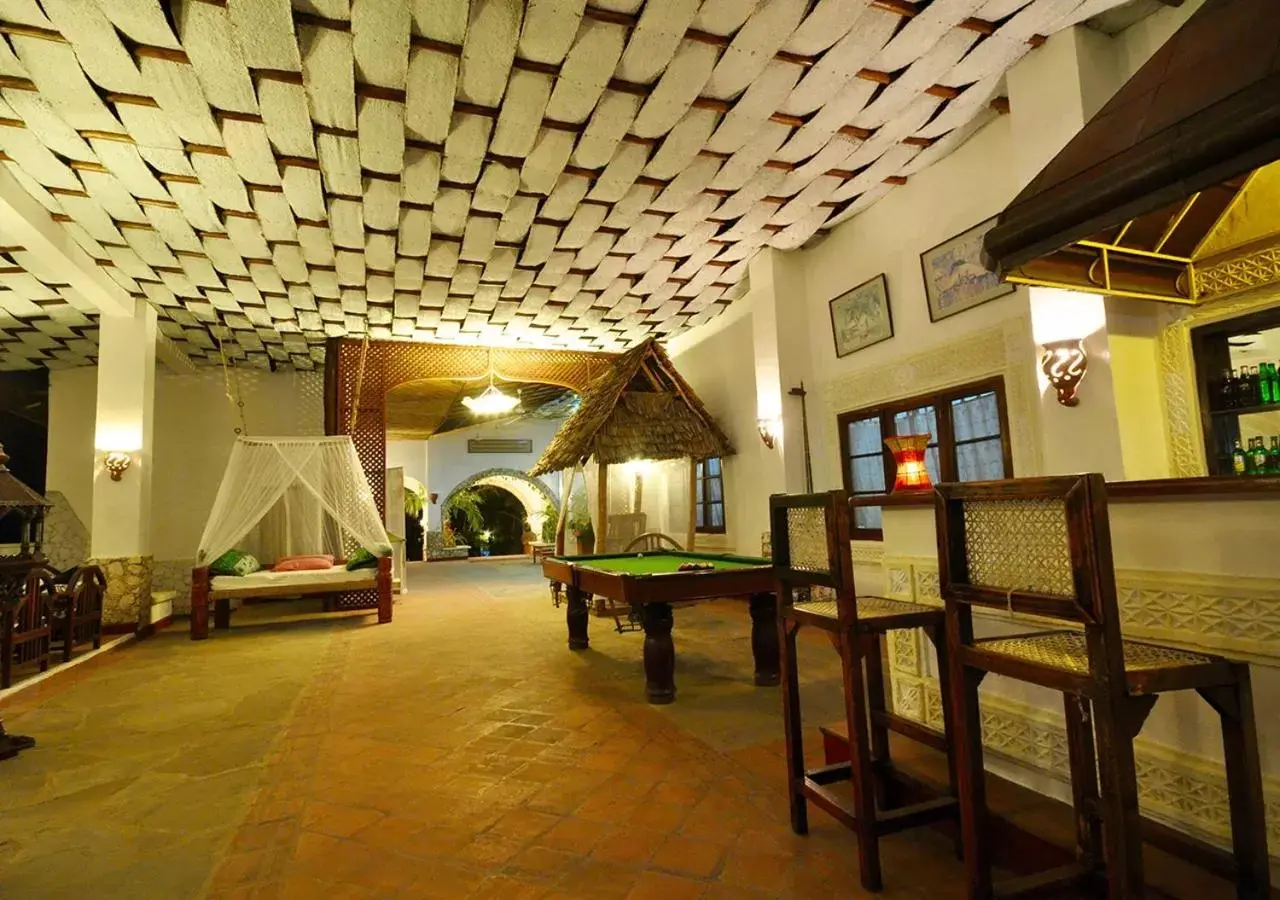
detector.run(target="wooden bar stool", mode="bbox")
[770,490,959,893]
[935,473,1270,900]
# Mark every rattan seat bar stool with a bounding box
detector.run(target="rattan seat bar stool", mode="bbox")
[935,474,1270,900]
[770,490,959,893]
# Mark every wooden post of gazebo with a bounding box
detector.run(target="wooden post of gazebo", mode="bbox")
[554,466,578,556]
[596,463,609,553]
[686,459,697,551]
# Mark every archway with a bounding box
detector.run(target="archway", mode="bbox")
[441,467,559,553]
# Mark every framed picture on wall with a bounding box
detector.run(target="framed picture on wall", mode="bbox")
[920,217,1016,322]
[829,273,893,358]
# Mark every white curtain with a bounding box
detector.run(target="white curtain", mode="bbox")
[582,458,693,552]
[196,436,391,565]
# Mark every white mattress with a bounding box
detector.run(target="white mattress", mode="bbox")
[210,564,375,595]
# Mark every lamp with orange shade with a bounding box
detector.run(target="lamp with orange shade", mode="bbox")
[884,434,933,492]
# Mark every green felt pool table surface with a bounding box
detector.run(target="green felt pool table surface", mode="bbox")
[558,551,769,576]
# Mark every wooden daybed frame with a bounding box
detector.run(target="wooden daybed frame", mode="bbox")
[189,556,392,640]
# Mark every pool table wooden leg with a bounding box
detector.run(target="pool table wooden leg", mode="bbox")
[749,592,780,687]
[640,602,676,704]
[567,585,590,650]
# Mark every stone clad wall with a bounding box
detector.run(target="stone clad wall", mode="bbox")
[91,555,153,629]
[41,491,88,572]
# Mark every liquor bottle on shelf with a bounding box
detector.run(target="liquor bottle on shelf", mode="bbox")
[1271,364,1280,405]
[1233,439,1247,475]
[1249,437,1269,474]
[1261,363,1274,405]
[1219,369,1237,410]
[1270,436,1280,474]
[1237,367,1256,407]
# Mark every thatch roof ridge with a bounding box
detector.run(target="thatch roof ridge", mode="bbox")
[528,339,733,475]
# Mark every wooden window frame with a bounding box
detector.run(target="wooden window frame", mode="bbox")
[836,376,1014,541]
[695,457,726,535]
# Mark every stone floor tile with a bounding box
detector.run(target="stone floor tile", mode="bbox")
[487,808,563,840]
[469,874,552,899]
[537,815,615,853]
[504,843,584,879]
[0,562,1246,900]
[589,825,668,867]
[454,832,530,868]
[625,870,708,900]
[553,858,641,898]
[649,835,727,879]
[301,800,384,838]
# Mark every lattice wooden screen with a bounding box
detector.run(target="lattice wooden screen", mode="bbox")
[328,336,610,516]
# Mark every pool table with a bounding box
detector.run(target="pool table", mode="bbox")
[541,551,779,704]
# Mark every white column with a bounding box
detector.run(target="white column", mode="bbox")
[90,299,157,627]
[1029,288,1126,479]
[751,249,815,495]
[1009,28,1132,481]
[1007,26,1122,190]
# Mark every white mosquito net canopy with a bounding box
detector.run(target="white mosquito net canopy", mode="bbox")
[196,436,391,566]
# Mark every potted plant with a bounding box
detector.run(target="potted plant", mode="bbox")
[443,487,485,555]
[567,494,595,555]
[403,483,426,561]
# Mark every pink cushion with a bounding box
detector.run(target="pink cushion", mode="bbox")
[272,556,335,572]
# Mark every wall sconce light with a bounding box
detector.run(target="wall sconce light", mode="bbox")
[884,435,932,492]
[1040,339,1088,407]
[757,416,780,449]
[102,451,132,481]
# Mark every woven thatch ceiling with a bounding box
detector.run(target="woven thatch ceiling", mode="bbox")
[385,376,571,439]
[0,0,1148,373]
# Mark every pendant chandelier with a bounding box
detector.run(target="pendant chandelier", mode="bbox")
[462,350,520,417]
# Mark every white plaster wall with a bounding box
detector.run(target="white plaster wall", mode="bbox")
[385,441,428,491]
[46,366,324,564]
[46,368,97,528]
[669,303,765,555]
[803,119,1032,487]
[424,417,563,530]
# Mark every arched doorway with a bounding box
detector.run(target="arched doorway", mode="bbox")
[440,468,558,556]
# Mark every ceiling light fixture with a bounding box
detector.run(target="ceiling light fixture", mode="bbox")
[462,350,521,417]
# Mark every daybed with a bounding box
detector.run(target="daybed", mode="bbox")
[190,436,395,640]
[191,558,391,639]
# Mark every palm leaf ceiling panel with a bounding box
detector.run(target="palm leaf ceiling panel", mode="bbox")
[0,0,1145,373]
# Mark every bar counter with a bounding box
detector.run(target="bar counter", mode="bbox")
[847,481,1280,861]
[850,475,1280,507]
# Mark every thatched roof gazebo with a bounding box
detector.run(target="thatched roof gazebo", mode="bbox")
[530,338,733,553]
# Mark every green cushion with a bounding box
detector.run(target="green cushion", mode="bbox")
[209,549,260,577]
[346,548,380,571]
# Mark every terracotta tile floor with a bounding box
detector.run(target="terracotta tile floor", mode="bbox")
[0,560,1252,898]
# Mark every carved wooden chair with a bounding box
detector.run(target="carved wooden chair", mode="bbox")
[935,473,1269,899]
[770,490,958,893]
[50,565,105,663]
[604,512,646,553]
[1,563,53,689]
[625,532,682,553]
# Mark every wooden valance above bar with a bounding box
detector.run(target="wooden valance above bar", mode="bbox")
[850,477,1280,508]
